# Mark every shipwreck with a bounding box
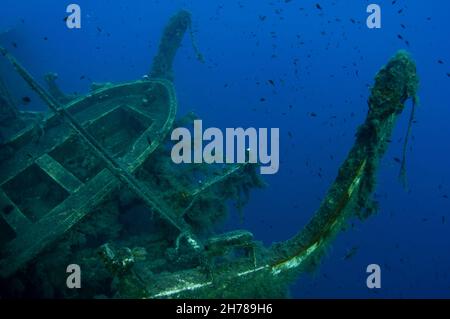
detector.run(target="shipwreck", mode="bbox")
[0,10,419,298]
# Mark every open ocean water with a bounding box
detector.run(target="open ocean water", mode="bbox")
[1,0,449,299]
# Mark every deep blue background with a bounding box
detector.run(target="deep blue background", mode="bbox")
[1,0,449,298]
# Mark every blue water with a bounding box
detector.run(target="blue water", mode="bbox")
[1,0,449,298]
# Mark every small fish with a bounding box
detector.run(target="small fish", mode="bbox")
[344,246,359,260]
[393,157,401,164]
[309,112,317,117]
[315,3,322,10]
[21,96,31,104]
[260,97,266,102]
[268,79,275,86]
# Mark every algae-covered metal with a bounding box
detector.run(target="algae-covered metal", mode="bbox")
[113,51,419,299]
[0,78,178,278]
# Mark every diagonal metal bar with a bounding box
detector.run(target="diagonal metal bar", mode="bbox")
[0,47,202,251]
